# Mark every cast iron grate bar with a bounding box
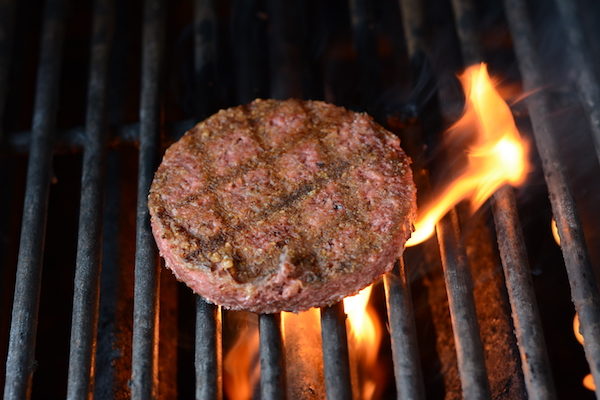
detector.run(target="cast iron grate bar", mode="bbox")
[193,0,217,120]
[383,261,426,399]
[232,0,265,105]
[503,0,600,397]
[554,0,600,164]
[131,0,165,398]
[491,186,556,399]
[5,118,195,153]
[66,0,114,398]
[449,0,557,397]
[259,314,286,399]
[266,0,306,101]
[195,297,220,400]
[193,1,220,399]
[2,0,67,398]
[321,303,353,400]
[348,0,381,106]
[436,211,491,399]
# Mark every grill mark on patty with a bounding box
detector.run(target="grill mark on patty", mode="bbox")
[164,157,354,267]
[156,209,227,262]
[165,102,345,209]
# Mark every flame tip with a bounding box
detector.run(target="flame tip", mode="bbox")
[409,63,530,246]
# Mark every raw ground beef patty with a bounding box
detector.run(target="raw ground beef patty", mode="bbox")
[149,99,416,313]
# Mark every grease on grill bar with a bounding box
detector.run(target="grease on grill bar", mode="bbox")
[2,1,600,399]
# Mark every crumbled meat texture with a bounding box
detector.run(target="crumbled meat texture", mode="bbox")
[148,99,416,313]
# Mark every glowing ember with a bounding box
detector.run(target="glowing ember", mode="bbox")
[573,313,596,391]
[406,63,530,246]
[551,218,560,245]
[224,320,260,400]
[344,285,383,400]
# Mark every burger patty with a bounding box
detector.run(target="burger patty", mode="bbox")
[149,99,416,313]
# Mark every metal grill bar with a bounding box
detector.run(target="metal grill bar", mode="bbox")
[0,0,16,138]
[193,2,220,399]
[383,261,425,400]
[66,0,114,398]
[266,0,305,100]
[193,0,217,119]
[131,0,165,398]
[5,118,194,153]
[348,0,381,104]
[449,0,483,66]
[491,186,556,399]
[232,0,264,104]
[2,0,67,398]
[195,297,220,400]
[449,1,557,398]
[554,0,600,164]
[320,303,352,400]
[397,0,491,397]
[436,211,491,399]
[259,314,286,399]
[503,0,600,397]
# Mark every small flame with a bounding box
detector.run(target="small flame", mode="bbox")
[551,218,560,245]
[224,319,260,400]
[407,63,530,246]
[573,313,596,391]
[344,285,383,400]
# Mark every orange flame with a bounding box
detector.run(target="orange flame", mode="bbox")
[224,319,260,400]
[344,285,383,400]
[407,63,530,246]
[573,313,596,391]
[551,218,561,245]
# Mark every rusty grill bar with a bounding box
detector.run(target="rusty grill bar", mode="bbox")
[1,0,600,399]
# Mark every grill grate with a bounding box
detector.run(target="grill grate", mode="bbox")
[1,0,599,399]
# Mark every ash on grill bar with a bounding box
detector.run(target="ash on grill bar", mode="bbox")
[1,0,600,399]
